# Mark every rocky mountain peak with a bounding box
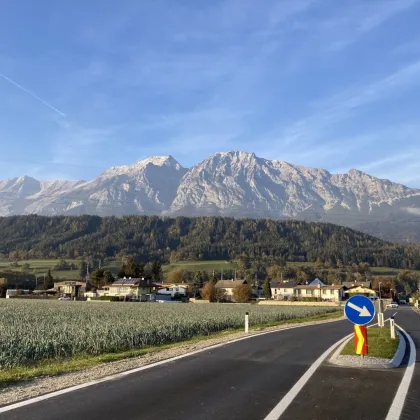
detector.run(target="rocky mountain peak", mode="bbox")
[0,151,420,241]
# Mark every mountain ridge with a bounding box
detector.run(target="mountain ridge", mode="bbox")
[1,151,419,241]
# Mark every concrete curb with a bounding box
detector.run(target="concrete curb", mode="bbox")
[389,330,406,368]
[328,329,405,369]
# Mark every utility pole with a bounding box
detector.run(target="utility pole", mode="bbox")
[221,269,223,281]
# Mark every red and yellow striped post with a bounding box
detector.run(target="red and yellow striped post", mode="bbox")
[354,325,368,356]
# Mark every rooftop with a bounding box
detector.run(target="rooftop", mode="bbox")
[215,279,248,288]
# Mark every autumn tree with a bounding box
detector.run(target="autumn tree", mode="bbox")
[167,269,183,284]
[233,284,252,303]
[201,281,216,302]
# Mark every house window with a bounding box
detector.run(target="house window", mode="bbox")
[284,289,287,293]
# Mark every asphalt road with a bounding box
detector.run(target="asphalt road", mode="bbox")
[395,307,420,420]
[0,319,354,420]
[279,306,418,420]
[1,308,418,420]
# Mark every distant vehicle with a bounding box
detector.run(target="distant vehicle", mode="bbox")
[387,302,399,308]
[399,300,406,304]
[58,296,71,301]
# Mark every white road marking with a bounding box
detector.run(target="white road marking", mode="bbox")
[264,319,385,420]
[385,323,416,420]
[0,317,344,414]
[263,332,353,420]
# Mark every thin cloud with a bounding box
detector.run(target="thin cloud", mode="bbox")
[279,59,420,145]
[0,72,66,117]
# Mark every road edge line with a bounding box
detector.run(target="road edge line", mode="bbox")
[263,332,353,420]
[385,324,416,420]
[265,319,386,419]
[0,316,344,414]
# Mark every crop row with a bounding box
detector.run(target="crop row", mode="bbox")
[0,300,339,368]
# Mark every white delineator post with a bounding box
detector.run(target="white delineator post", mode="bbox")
[245,312,249,333]
[377,299,384,328]
[390,316,396,339]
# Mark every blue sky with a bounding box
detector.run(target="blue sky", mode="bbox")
[1,0,420,186]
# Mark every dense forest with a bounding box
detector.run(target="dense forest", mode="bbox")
[1,215,420,270]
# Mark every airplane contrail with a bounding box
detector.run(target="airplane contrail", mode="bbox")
[0,72,66,117]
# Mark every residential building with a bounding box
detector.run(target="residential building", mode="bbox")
[293,284,345,302]
[155,285,188,297]
[214,279,248,302]
[343,282,377,299]
[270,280,300,300]
[54,281,87,298]
[106,278,156,300]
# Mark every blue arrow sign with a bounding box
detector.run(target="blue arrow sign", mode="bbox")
[344,295,376,326]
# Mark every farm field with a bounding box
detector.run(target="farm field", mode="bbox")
[0,300,340,368]
[162,260,238,272]
[0,259,80,280]
[1,258,418,281]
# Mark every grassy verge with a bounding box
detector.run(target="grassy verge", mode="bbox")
[341,327,399,359]
[0,311,342,387]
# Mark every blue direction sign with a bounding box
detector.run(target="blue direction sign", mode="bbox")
[344,295,375,326]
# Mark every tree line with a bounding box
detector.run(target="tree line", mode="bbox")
[0,215,420,270]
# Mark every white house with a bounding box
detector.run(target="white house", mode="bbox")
[293,284,345,302]
[270,280,300,300]
[155,285,188,297]
[214,279,248,302]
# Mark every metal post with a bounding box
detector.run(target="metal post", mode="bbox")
[390,316,396,339]
[245,312,249,333]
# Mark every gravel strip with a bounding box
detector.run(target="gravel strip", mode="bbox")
[0,316,344,407]
[333,354,391,367]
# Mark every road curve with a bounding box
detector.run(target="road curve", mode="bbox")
[0,319,353,420]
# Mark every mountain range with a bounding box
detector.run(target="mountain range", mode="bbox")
[1,151,420,242]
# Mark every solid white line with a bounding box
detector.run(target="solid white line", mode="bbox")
[385,323,416,420]
[264,319,385,420]
[263,332,353,420]
[0,317,344,414]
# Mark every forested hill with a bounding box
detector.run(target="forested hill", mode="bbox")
[1,215,420,269]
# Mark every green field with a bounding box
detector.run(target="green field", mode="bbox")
[0,300,339,369]
[162,260,238,272]
[1,258,418,281]
[0,259,80,280]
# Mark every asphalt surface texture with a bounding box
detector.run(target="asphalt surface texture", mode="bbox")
[1,307,418,420]
[396,307,420,420]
